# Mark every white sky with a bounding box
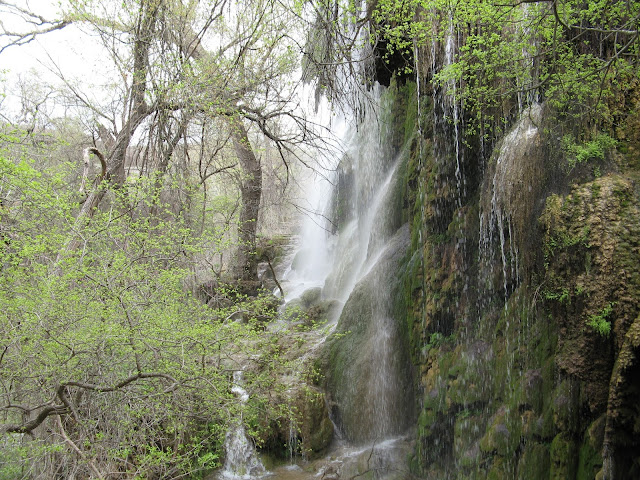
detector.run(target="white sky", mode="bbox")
[1,1,110,120]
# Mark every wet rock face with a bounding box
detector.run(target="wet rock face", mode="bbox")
[397,68,640,478]
[255,357,335,461]
[322,225,415,444]
[541,175,640,477]
[270,385,334,458]
[407,172,640,478]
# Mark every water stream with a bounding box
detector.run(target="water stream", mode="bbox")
[215,37,546,479]
[217,371,267,479]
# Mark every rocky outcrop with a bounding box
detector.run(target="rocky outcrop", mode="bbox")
[542,175,640,478]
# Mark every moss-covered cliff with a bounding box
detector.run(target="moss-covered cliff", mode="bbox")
[390,73,640,478]
[298,1,640,477]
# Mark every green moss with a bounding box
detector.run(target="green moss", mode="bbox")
[517,443,550,480]
[550,433,578,479]
[479,407,520,457]
[487,457,512,480]
[612,178,632,209]
[422,385,446,412]
[382,78,419,153]
[576,437,603,480]
[454,414,484,466]
[418,408,437,431]
[392,57,640,478]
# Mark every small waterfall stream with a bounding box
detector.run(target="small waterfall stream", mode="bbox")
[215,33,548,478]
[217,371,266,479]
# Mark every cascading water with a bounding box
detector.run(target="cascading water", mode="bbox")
[478,103,543,299]
[217,371,266,480]
[262,85,415,479]
[283,85,402,308]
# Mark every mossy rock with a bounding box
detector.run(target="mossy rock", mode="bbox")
[479,407,520,457]
[486,457,511,480]
[448,341,493,407]
[259,386,333,459]
[550,432,578,479]
[519,369,544,413]
[295,387,334,455]
[552,379,580,433]
[306,299,342,325]
[516,442,550,480]
[300,286,322,308]
[576,421,604,480]
[321,226,414,443]
[454,414,484,466]
[418,408,438,434]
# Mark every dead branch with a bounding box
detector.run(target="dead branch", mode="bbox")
[55,415,105,480]
[0,1,70,54]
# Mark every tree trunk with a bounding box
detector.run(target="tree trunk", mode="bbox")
[231,120,262,282]
[55,2,157,264]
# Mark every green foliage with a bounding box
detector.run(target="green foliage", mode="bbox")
[587,303,615,336]
[563,133,617,169]
[370,0,640,137]
[0,144,295,478]
[427,331,444,348]
[543,220,591,264]
[545,287,571,304]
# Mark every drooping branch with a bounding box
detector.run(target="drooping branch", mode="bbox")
[56,415,105,480]
[90,147,107,182]
[2,372,180,435]
[2,404,68,434]
[59,372,179,394]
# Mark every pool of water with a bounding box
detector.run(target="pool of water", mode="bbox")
[211,436,415,480]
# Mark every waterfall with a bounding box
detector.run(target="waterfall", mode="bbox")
[217,371,266,480]
[217,79,414,479]
[300,85,413,445]
[479,103,543,299]
[283,85,401,307]
[265,83,414,478]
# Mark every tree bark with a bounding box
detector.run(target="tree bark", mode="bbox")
[231,119,262,281]
[55,3,157,263]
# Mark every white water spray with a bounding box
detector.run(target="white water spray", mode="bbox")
[217,371,266,480]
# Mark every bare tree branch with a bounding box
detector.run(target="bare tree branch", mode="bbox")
[0,0,70,54]
[55,415,105,480]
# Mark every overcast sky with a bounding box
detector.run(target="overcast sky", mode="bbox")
[1,1,111,120]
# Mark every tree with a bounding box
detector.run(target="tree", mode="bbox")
[0,136,292,477]
[3,0,321,281]
[161,0,320,281]
[0,1,323,476]
[303,0,639,146]
[370,0,639,138]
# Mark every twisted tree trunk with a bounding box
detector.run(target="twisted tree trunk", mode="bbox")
[231,120,262,281]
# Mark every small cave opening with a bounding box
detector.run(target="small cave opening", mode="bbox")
[373,37,414,87]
